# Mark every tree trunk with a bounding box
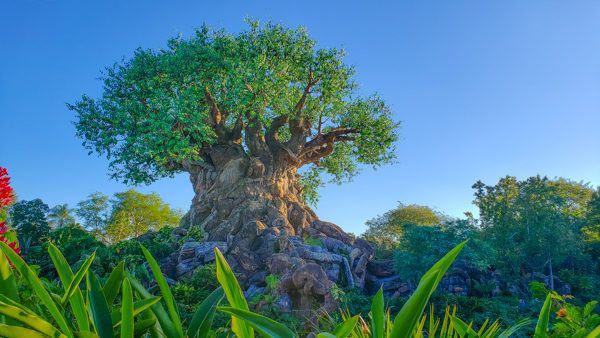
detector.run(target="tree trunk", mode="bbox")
[175,146,374,311]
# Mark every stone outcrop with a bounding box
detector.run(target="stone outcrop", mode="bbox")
[168,218,374,311]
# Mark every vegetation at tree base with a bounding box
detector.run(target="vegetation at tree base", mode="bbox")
[0,174,598,336]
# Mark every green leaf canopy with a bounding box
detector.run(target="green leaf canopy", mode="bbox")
[70,21,399,196]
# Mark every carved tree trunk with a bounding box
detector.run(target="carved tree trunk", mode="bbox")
[175,144,374,311]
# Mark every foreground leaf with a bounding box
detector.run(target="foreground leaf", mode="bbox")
[534,293,553,338]
[103,261,125,307]
[87,271,113,338]
[48,243,90,332]
[111,297,162,327]
[371,288,385,338]
[61,251,96,305]
[219,307,296,338]
[0,323,53,338]
[332,315,359,338]
[187,287,224,338]
[0,241,71,334]
[389,241,466,338]
[0,300,63,337]
[120,279,134,338]
[126,272,179,338]
[140,245,183,338]
[214,247,254,338]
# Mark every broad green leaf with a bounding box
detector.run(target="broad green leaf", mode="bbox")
[534,293,553,338]
[585,324,600,338]
[214,247,254,338]
[451,316,478,336]
[48,243,90,332]
[140,245,183,338]
[74,331,100,338]
[332,315,359,338]
[219,307,296,338]
[0,300,63,337]
[0,323,55,338]
[112,297,162,327]
[121,279,134,338]
[126,272,179,338]
[87,271,113,338]
[0,241,71,334]
[61,251,96,305]
[0,294,35,315]
[103,261,125,306]
[0,252,19,326]
[371,288,385,338]
[498,318,532,338]
[389,241,466,338]
[133,318,156,337]
[316,333,336,338]
[0,249,18,302]
[187,287,224,338]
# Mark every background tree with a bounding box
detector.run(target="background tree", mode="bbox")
[363,203,441,257]
[69,21,398,246]
[106,190,182,243]
[583,188,600,267]
[76,192,110,241]
[9,199,50,263]
[393,219,495,283]
[473,175,593,289]
[48,203,76,229]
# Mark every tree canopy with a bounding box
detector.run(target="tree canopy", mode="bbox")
[9,199,50,262]
[76,192,110,239]
[106,189,182,243]
[48,204,76,229]
[69,21,398,200]
[473,175,594,281]
[363,203,441,255]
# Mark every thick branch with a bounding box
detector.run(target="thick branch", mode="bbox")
[244,110,274,168]
[266,115,289,147]
[286,72,320,153]
[298,127,358,164]
[203,87,229,143]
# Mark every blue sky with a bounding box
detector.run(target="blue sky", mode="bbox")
[1,1,599,235]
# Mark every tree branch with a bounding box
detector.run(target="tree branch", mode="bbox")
[298,127,358,164]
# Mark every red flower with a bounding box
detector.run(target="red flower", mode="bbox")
[557,308,567,317]
[0,167,14,208]
[0,167,19,256]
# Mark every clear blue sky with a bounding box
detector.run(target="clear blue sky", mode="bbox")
[1,1,599,235]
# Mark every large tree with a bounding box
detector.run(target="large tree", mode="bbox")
[70,22,398,292]
[69,22,398,294]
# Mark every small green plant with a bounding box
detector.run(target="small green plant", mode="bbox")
[304,237,324,247]
[265,274,279,290]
